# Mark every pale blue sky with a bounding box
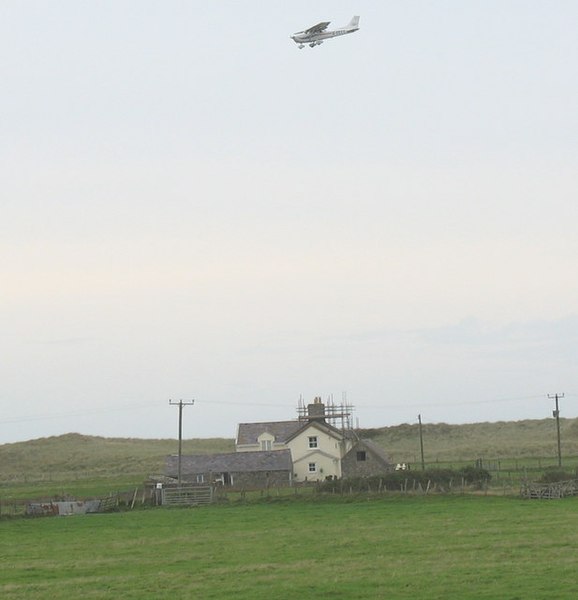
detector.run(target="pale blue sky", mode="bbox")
[1,2,577,443]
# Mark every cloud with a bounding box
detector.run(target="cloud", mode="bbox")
[418,315,578,350]
[36,337,93,346]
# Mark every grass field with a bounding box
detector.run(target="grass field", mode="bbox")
[2,419,578,507]
[2,495,578,599]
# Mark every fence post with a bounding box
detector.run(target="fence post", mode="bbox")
[130,487,138,510]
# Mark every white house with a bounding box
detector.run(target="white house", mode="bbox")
[236,397,369,482]
[164,398,391,488]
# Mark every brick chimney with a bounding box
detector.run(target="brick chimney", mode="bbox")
[307,397,326,422]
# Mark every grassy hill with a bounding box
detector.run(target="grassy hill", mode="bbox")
[360,417,578,464]
[2,417,578,485]
[0,433,233,483]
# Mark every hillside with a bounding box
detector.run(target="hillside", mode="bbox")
[1,417,577,483]
[0,433,233,482]
[361,417,578,463]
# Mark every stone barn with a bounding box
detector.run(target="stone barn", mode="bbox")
[165,449,292,488]
[340,439,392,478]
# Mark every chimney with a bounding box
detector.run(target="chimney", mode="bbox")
[307,397,326,422]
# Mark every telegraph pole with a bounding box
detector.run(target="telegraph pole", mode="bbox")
[169,399,194,485]
[548,393,564,467]
[418,414,425,470]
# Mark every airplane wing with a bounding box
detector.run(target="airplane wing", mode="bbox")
[303,21,330,34]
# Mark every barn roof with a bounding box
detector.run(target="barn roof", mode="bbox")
[165,449,292,476]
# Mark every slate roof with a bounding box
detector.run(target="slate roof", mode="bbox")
[165,449,292,476]
[284,419,345,443]
[236,421,303,445]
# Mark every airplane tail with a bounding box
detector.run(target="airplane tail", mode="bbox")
[348,15,360,29]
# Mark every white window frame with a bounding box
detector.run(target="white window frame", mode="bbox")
[196,474,204,483]
[308,436,318,449]
[308,462,317,473]
[261,439,272,451]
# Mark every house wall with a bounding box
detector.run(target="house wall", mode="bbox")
[287,426,347,482]
[231,470,291,488]
[184,470,291,488]
[292,452,341,482]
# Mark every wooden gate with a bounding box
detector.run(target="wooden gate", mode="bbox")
[162,486,214,506]
[521,479,578,499]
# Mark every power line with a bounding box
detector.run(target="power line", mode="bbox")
[0,393,571,427]
[0,401,160,425]
[356,394,546,411]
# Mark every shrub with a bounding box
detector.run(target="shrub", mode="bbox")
[317,466,491,494]
[538,468,571,483]
[458,466,492,488]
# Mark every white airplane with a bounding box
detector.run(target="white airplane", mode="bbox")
[291,16,360,49]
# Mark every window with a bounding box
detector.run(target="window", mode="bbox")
[356,451,367,462]
[308,436,318,449]
[308,462,317,473]
[196,474,204,483]
[261,439,272,451]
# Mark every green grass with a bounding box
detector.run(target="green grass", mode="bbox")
[0,476,145,503]
[1,495,578,599]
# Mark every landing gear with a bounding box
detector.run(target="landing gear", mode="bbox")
[298,44,304,49]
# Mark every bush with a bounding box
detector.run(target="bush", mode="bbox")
[459,466,492,488]
[538,468,571,483]
[318,466,491,494]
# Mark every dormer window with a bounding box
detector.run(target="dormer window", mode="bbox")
[308,436,318,449]
[261,439,272,451]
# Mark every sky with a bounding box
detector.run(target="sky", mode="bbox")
[1,1,578,444]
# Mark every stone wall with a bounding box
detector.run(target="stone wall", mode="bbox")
[231,470,292,488]
[341,445,391,478]
[184,470,291,489]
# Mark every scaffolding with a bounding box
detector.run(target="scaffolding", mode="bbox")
[297,393,354,431]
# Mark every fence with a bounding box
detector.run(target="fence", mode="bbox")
[161,486,214,507]
[520,479,578,500]
[0,487,150,519]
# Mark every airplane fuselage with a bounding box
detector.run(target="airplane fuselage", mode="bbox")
[291,27,358,46]
[291,17,360,49]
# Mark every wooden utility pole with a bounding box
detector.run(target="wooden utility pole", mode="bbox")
[169,399,194,485]
[418,414,425,470]
[548,393,564,467]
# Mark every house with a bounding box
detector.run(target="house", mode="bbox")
[165,449,292,488]
[163,397,392,487]
[236,397,392,482]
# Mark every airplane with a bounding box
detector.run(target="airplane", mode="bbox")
[291,16,360,49]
